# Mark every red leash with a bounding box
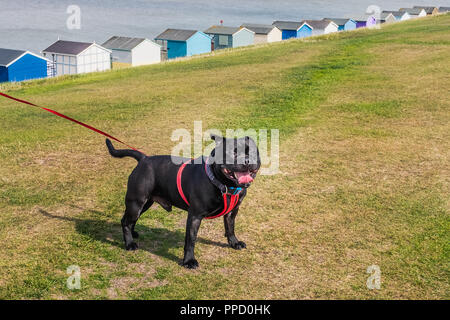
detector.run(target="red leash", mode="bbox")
[0,91,142,152]
[1,91,239,218]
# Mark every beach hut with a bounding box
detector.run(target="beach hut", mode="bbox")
[154,29,211,60]
[380,12,397,24]
[382,11,411,21]
[302,20,338,36]
[438,7,450,13]
[204,26,254,50]
[42,40,111,76]
[399,8,427,18]
[413,6,438,15]
[240,24,282,44]
[272,21,313,39]
[322,18,357,31]
[354,15,377,28]
[0,48,51,82]
[101,36,161,66]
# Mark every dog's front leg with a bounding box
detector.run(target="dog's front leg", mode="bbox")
[182,212,202,269]
[224,208,246,250]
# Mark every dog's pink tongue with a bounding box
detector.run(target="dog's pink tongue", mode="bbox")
[235,172,254,184]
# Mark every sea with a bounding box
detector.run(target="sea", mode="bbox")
[1,0,449,53]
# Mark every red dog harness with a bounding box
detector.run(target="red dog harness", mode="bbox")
[176,158,243,219]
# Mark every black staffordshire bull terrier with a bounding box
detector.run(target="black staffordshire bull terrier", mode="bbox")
[106,134,260,269]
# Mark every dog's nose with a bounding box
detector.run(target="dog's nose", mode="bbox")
[244,158,249,165]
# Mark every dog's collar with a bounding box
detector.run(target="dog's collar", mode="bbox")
[176,157,242,220]
[204,157,244,195]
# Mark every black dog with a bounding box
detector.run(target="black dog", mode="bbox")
[106,134,260,269]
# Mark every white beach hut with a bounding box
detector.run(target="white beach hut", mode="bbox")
[102,36,161,66]
[240,24,282,44]
[42,40,111,76]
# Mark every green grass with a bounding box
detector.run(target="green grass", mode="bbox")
[0,15,449,299]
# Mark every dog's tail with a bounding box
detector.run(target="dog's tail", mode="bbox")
[105,139,145,162]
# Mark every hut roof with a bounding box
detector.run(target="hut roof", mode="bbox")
[413,6,437,14]
[380,12,396,19]
[382,10,408,17]
[102,36,148,50]
[353,15,376,22]
[272,21,307,31]
[43,40,93,55]
[204,26,241,35]
[322,18,354,26]
[241,24,278,35]
[154,29,198,41]
[399,8,425,15]
[0,48,26,66]
[302,20,335,30]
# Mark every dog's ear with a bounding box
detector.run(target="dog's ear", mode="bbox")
[245,135,255,143]
[210,134,224,144]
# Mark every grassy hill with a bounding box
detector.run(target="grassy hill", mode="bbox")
[0,14,449,299]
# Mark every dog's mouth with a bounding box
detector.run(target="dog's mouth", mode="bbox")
[223,168,256,186]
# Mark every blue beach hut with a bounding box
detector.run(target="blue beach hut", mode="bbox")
[154,29,211,60]
[0,48,50,82]
[272,21,312,40]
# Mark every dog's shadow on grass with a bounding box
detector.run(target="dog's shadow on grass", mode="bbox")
[38,207,228,264]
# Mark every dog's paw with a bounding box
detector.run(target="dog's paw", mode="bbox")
[230,241,247,250]
[125,242,139,251]
[132,231,139,239]
[182,259,199,269]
